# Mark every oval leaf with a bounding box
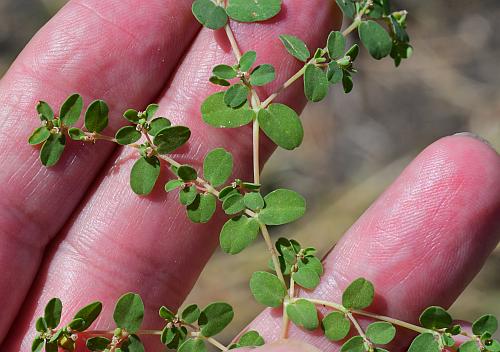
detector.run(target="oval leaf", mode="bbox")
[408,333,440,352]
[115,126,141,145]
[60,94,83,126]
[224,84,249,108]
[201,92,255,128]
[419,306,452,330]
[322,311,351,341]
[366,321,396,345]
[85,100,109,133]
[226,0,282,23]
[304,64,329,102]
[249,271,286,307]
[44,298,62,329]
[153,126,191,154]
[29,126,50,145]
[149,118,171,137]
[113,292,145,334]
[40,133,66,167]
[250,64,276,86]
[472,314,498,336]
[198,302,234,337]
[130,156,161,195]
[279,34,310,62]
[342,277,375,310]
[220,215,260,254]
[203,148,233,187]
[286,299,318,331]
[186,193,217,223]
[73,301,103,332]
[192,0,228,30]
[327,31,346,59]
[259,189,306,226]
[258,103,303,150]
[359,20,393,60]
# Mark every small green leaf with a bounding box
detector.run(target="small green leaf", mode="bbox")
[249,271,286,307]
[250,64,276,86]
[72,301,103,331]
[144,104,159,119]
[201,92,255,128]
[222,193,245,215]
[130,156,161,195]
[346,44,359,61]
[327,62,343,84]
[86,336,111,351]
[44,298,62,329]
[279,34,310,62]
[210,76,231,86]
[192,0,228,30]
[36,101,54,121]
[243,192,264,211]
[327,31,346,59]
[31,337,44,352]
[472,315,498,335]
[40,133,66,167]
[113,292,144,334]
[198,302,234,337]
[286,299,318,331]
[419,306,452,330]
[458,341,481,352]
[226,0,282,23]
[342,278,375,310]
[238,330,265,347]
[220,215,260,254]
[239,51,257,72]
[35,317,48,332]
[322,311,351,341]
[159,306,176,321]
[60,93,83,126]
[149,118,171,137]
[124,109,140,123]
[121,334,145,352]
[29,126,50,145]
[292,266,320,289]
[408,333,440,352]
[299,256,323,276]
[178,338,207,352]
[180,185,198,206]
[182,304,201,324]
[259,189,306,225]
[203,148,233,187]
[68,127,87,141]
[258,103,303,150]
[67,318,85,331]
[153,126,191,154]
[340,336,366,352]
[359,20,393,60]
[342,71,353,93]
[115,126,141,145]
[335,0,356,19]
[85,99,109,133]
[187,193,217,223]
[224,84,249,108]
[366,322,396,344]
[213,65,237,80]
[178,165,198,182]
[304,64,329,102]
[161,327,176,345]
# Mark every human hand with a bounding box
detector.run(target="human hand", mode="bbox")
[0,1,498,351]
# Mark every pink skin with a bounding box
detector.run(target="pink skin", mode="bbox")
[1,2,499,352]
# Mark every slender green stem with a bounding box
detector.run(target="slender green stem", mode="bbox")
[82,329,162,336]
[252,118,261,184]
[351,309,431,334]
[259,222,286,285]
[347,312,373,348]
[206,336,229,351]
[224,24,242,61]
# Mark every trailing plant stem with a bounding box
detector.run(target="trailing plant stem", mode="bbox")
[347,312,373,348]
[259,222,286,285]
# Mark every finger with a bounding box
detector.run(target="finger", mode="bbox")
[0,0,198,342]
[242,134,500,350]
[236,340,322,352]
[3,1,341,350]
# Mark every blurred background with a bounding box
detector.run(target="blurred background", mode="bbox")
[1,0,499,347]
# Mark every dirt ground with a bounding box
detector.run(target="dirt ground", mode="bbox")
[1,0,498,347]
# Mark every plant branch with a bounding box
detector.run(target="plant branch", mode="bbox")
[347,312,373,348]
[259,222,286,286]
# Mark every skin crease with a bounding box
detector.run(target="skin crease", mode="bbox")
[1,2,500,352]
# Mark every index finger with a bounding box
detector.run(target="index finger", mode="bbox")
[0,0,198,342]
